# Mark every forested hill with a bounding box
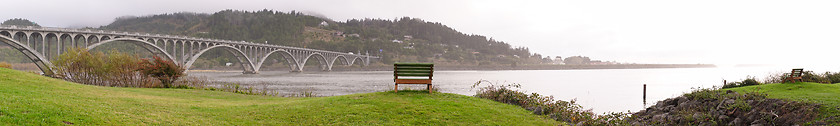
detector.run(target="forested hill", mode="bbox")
[101,10,543,65]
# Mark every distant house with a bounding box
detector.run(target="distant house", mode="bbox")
[347,34,360,38]
[392,39,404,43]
[403,35,413,40]
[319,21,329,27]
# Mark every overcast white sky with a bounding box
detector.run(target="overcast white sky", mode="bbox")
[3,0,840,65]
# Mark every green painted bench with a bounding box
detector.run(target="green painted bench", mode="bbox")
[393,63,434,93]
[782,68,803,83]
[783,68,804,83]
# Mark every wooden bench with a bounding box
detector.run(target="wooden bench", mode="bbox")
[783,68,804,83]
[394,63,434,93]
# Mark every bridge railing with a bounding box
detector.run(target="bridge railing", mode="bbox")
[0,25,378,58]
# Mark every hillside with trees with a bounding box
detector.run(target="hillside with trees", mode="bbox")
[99,10,544,67]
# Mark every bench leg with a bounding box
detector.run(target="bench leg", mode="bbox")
[427,84,432,93]
[394,84,398,93]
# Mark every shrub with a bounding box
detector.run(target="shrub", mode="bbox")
[826,72,840,84]
[763,72,785,84]
[741,76,761,86]
[802,71,830,83]
[137,56,185,88]
[722,82,740,89]
[471,80,628,125]
[52,48,155,87]
[721,76,762,89]
[0,62,10,69]
[764,70,838,84]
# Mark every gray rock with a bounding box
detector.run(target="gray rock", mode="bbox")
[751,119,767,125]
[653,113,668,122]
[664,105,675,112]
[729,118,742,126]
[677,97,688,106]
[693,113,703,120]
[725,99,736,104]
[718,115,730,121]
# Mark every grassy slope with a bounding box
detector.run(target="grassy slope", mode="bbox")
[0,68,559,125]
[726,82,840,120]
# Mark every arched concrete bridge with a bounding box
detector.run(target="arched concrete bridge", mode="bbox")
[0,25,378,76]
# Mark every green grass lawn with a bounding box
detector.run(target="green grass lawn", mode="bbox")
[0,68,559,125]
[725,82,840,121]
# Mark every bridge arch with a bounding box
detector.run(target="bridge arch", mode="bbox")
[331,55,350,66]
[59,34,73,53]
[29,32,43,53]
[0,31,10,37]
[44,33,59,59]
[184,44,257,74]
[300,53,329,71]
[86,35,99,46]
[350,57,365,66]
[13,32,27,44]
[255,49,298,72]
[86,38,177,63]
[100,36,111,41]
[0,35,54,76]
[73,34,86,47]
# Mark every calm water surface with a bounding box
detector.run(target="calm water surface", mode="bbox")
[189,65,839,113]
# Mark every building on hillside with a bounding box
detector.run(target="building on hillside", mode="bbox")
[319,21,329,27]
[403,35,413,40]
[392,39,404,43]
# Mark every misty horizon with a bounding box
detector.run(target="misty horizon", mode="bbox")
[3,0,840,66]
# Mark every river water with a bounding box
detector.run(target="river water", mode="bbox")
[189,64,840,114]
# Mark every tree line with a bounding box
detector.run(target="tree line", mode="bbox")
[99,9,545,66]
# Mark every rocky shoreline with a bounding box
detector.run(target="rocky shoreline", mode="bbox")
[628,90,822,125]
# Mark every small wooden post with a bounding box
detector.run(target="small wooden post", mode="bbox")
[643,84,647,107]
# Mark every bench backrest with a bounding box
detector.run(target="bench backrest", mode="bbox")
[790,68,804,77]
[394,63,433,80]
